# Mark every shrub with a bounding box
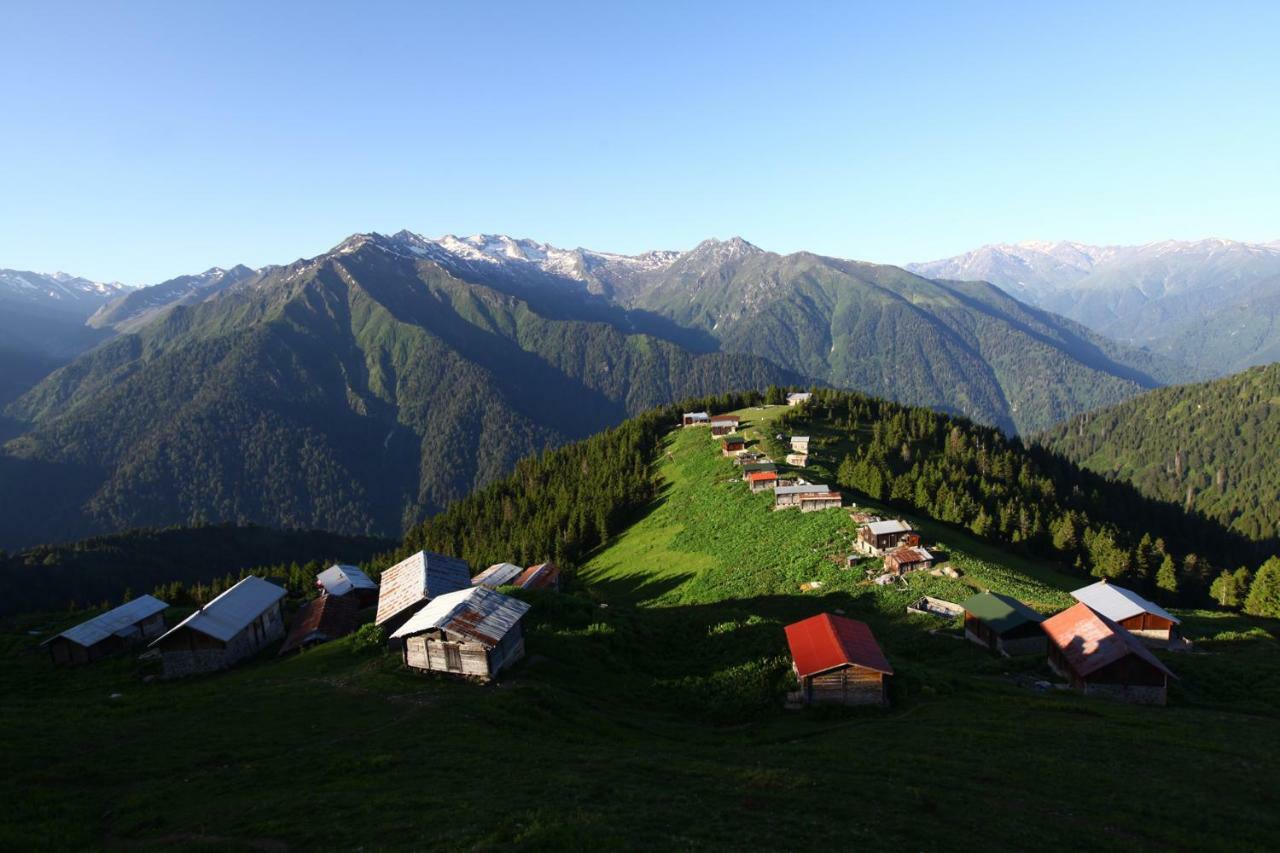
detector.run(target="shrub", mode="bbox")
[351,622,385,653]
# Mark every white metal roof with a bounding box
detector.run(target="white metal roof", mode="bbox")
[1071,580,1180,625]
[151,577,286,645]
[683,411,709,420]
[375,550,472,625]
[786,392,811,401]
[44,595,168,648]
[390,586,532,646]
[791,436,810,441]
[316,564,378,596]
[865,519,914,535]
[472,562,524,588]
[775,484,832,496]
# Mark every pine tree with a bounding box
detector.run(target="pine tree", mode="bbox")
[1244,557,1280,618]
[1156,554,1179,599]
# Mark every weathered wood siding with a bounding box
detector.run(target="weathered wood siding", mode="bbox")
[801,665,886,706]
[1118,613,1176,645]
[158,602,284,679]
[403,621,526,681]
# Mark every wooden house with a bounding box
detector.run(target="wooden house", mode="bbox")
[857,520,917,555]
[785,452,808,467]
[799,491,843,513]
[786,392,812,406]
[883,545,934,575]
[682,411,710,427]
[720,434,746,456]
[150,577,286,678]
[1070,580,1181,646]
[471,562,525,588]
[960,591,1046,656]
[774,483,832,509]
[710,416,741,437]
[785,613,893,706]
[741,461,776,481]
[315,564,379,608]
[374,550,472,638]
[42,595,168,666]
[789,435,810,454]
[514,562,561,591]
[278,594,360,655]
[1042,602,1175,705]
[747,470,778,492]
[391,586,531,681]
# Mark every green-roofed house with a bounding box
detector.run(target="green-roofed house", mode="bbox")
[720,434,746,456]
[962,592,1047,657]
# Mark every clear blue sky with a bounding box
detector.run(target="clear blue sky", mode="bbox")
[3,1,1278,284]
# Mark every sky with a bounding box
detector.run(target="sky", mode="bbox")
[2,1,1279,284]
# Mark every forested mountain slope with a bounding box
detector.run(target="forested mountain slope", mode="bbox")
[1038,363,1280,543]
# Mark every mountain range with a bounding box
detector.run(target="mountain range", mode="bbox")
[908,238,1280,376]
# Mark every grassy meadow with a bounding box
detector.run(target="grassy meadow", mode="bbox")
[4,404,1280,850]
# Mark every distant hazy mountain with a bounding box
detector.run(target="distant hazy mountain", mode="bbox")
[88,265,257,332]
[908,238,1280,375]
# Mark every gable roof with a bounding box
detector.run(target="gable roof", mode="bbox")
[776,483,831,496]
[887,545,933,563]
[515,562,560,590]
[472,562,525,588]
[721,434,745,444]
[742,461,776,473]
[151,577,285,645]
[1042,603,1175,679]
[711,415,740,424]
[1071,580,1180,625]
[375,551,472,625]
[279,594,360,655]
[683,411,710,421]
[786,392,812,402]
[865,519,913,536]
[961,591,1044,634]
[747,470,778,482]
[315,564,378,597]
[43,595,168,648]
[784,613,894,678]
[389,586,532,646]
[791,436,810,442]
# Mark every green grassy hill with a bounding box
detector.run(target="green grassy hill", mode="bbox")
[5,403,1279,850]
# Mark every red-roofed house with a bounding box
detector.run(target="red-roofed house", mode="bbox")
[514,562,561,591]
[747,470,778,492]
[784,613,893,706]
[1042,602,1176,705]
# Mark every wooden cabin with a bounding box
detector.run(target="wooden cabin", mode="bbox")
[785,613,893,706]
[1042,603,1175,705]
[471,562,525,588]
[150,577,286,678]
[682,411,710,427]
[1071,580,1181,646]
[315,564,379,608]
[785,452,808,467]
[961,591,1047,657]
[710,417,740,437]
[747,470,778,492]
[279,594,360,655]
[883,545,934,575]
[391,587,531,681]
[42,595,168,666]
[790,435,810,454]
[720,434,746,456]
[741,461,776,480]
[786,392,812,406]
[374,550,472,638]
[513,562,561,591]
[799,492,842,513]
[774,483,832,509]
[857,520,917,555]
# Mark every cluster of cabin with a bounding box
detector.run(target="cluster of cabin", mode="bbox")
[45,552,560,685]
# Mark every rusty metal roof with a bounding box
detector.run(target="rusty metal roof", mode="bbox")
[887,546,933,563]
[375,550,472,626]
[472,562,525,588]
[315,564,378,597]
[515,562,560,590]
[43,595,168,649]
[1071,580,1180,625]
[151,577,285,645]
[1042,602,1175,679]
[389,586,531,647]
[785,613,893,678]
[279,594,360,655]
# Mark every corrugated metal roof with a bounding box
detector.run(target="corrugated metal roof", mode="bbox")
[888,546,933,563]
[315,564,378,597]
[785,613,893,678]
[961,591,1044,634]
[472,562,525,588]
[747,470,778,482]
[775,484,832,496]
[515,562,560,590]
[44,595,168,648]
[279,594,360,655]
[683,411,710,420]
[865,519,913,535]
[1042,602,1175,679]
[375,550,472,625]
[151,577,285,645]
[786,392,812,402]
[390,586,531,646]
[1071,580,1180,625]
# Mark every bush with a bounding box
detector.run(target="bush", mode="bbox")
[351,622,385,653]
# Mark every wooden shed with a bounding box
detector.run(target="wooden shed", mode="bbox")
[42,595,168,666]
[741,461,776,481]
[789,435,810,454]
[710,417,740,437]
[774,483,832,509]
[785,613,893,706]
[883,545,934,575]
[786,392,812,406]
[391,586,532,681]
[279,594,360,655]
[682,411,710,427]
[1070,580,1181,646]
[857,520,917,555]
[799,492,842,513]
[374,550,472,638]
[720,434,746,456]
[315,564,379,608]
[747,470,778,492]
[785,452,808,467]
[961,591,1047,656]
[1042,603,1176,705]
[150,577,286,678]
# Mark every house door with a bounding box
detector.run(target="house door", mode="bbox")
[444,643,462,672]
